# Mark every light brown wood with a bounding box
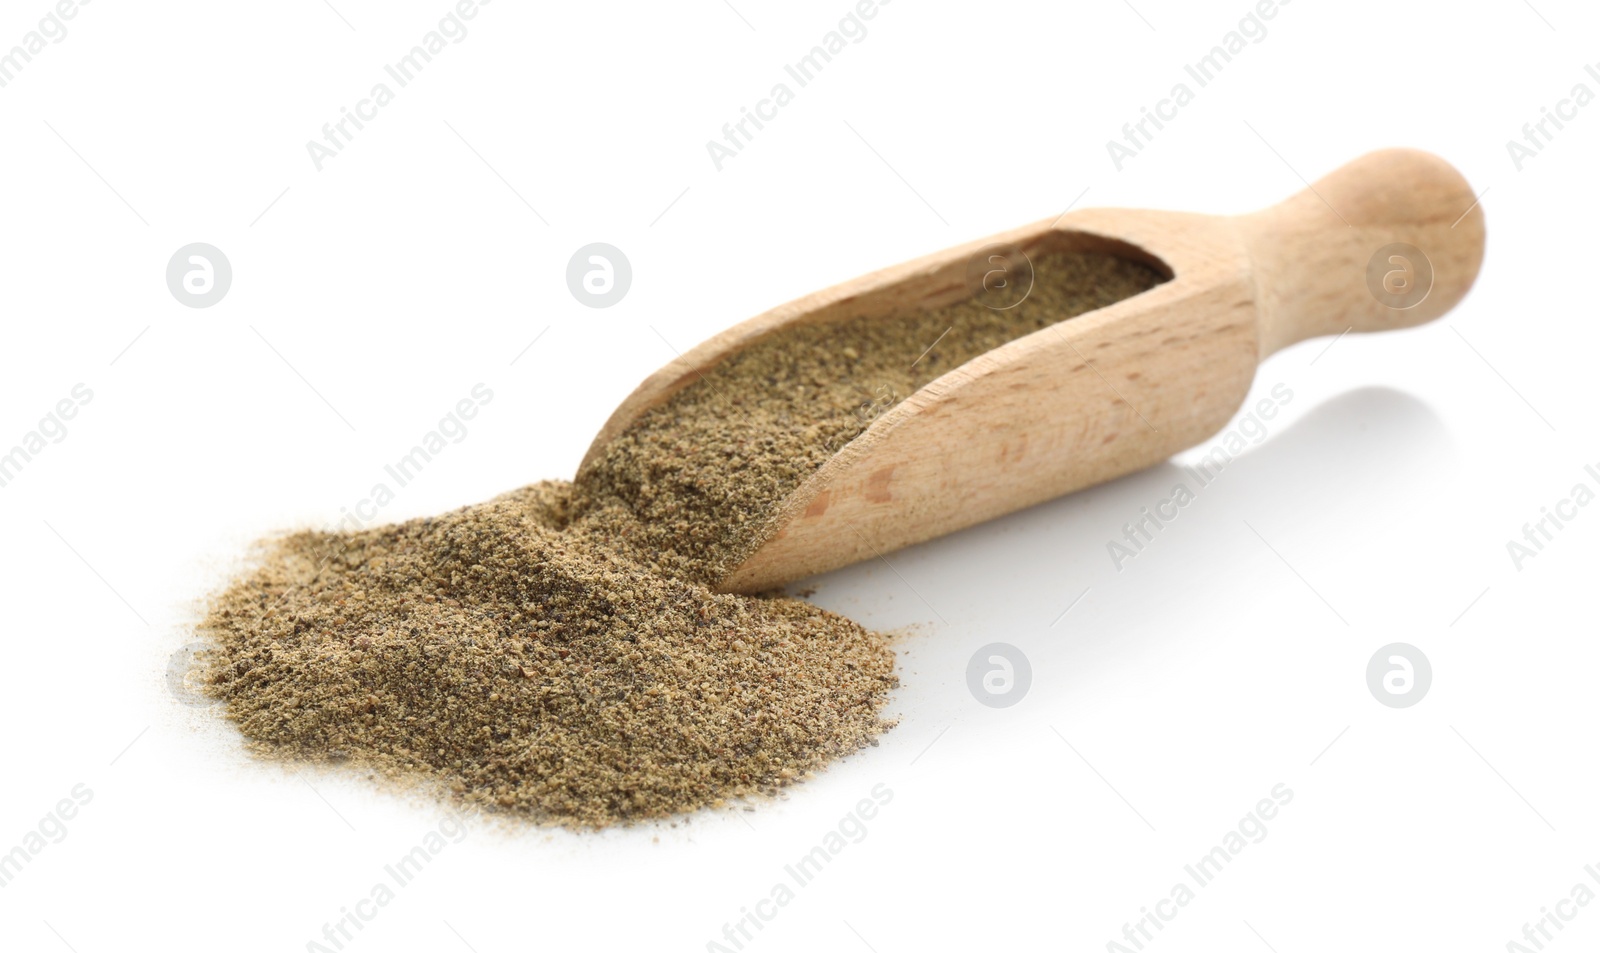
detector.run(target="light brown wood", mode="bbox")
[579,149,1487,593]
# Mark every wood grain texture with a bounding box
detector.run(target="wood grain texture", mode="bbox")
[578,149,1487,593]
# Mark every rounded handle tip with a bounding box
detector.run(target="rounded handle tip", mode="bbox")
[1242,148,1486,357]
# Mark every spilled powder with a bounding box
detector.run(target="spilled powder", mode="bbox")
[201,251,1165,827]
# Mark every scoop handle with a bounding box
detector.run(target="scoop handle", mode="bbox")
[1238,148,1486,357]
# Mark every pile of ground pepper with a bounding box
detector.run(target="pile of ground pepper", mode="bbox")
[200,251,1165,827]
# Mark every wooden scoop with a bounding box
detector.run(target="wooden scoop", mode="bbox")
[581,148,1486,593]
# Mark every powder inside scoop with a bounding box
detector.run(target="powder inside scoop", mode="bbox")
[574,251,1168,583]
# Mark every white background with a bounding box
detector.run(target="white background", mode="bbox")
[1,0,1596,950]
